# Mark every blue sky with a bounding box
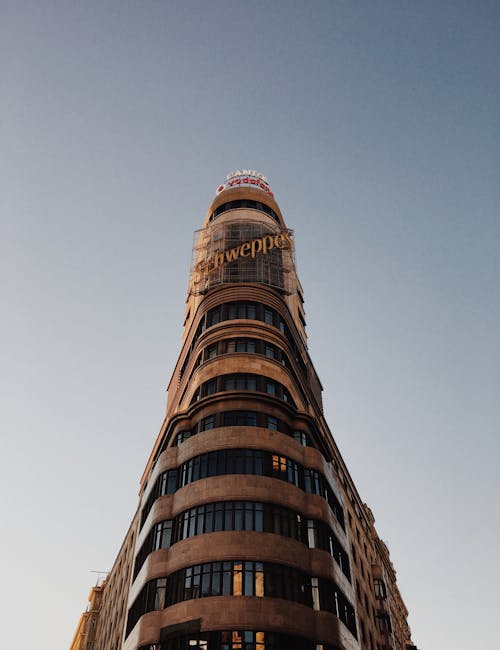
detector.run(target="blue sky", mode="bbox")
[1,2,498,648]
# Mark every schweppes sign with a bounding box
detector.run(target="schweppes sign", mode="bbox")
[193,231,293,284]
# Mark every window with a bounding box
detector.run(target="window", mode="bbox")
[127,561,320,636]
[207,308,221,326]
[265,381,276,396]
[311,577,320,611]
[175,431,191,445]
[374,579,387,599]
[235,339,256,353]
[206,343,217,359]
[376,613,392,635]
[228,302,256,320]
[266,416,278,431]
[223,411,258,427]
[265,344,277,359]
[292,431,309,447]
[192,373,294,405]
[208,199,280,223]
[141,449,344,533]
[200,415,215,431]
[172,409,314,450]
[139,630,321,650]
[205,380,217,395]
[223,374,257,391]
[140,469,177,528]
[307,519,318,549]
[197,303,291,347]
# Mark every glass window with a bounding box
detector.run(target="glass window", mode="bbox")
[246,376,257,390]
[224,376,236,390]
[267,416,278,431]
[307,520,317,549]
[266,381,276,396]
[206,344,217,359]
[293,431,308,447]
[376,613,392,634]
[374,579,387,599]
[200,415,215,431]
[265,344,276,359]
[205,380,217,395]
[208,308,221,326]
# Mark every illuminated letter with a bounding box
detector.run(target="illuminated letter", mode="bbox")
[225,246,240,263]
[274,234,285,249]
[213,250,225,269]
[251,237,262,258]
[262,234,274,255]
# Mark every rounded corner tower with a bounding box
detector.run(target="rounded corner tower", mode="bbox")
[73,171,416,650]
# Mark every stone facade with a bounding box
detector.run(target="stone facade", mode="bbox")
[71,174,417,650]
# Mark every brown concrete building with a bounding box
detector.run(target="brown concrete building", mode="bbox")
[72,172,418,650]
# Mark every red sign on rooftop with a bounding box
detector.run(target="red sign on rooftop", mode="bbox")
[217,170,273,197]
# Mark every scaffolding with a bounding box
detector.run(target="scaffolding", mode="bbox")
[190,220,295,295]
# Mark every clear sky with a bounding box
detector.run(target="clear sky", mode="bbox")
[1,2,498,648]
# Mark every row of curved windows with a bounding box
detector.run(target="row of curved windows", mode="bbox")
[192,303,285,349]
[194,338,294,374]
[182,302,307,380]
[140,448,345,531]
[209,199,280,224]
[127,559,356,639]
[173,410,313,448]
[139,630,341,650]
[190,373,295,407]
[133,499,350,581]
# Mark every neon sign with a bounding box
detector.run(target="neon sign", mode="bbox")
[217,170,273,197]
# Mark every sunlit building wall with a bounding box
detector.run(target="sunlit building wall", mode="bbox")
[72,172,417,650]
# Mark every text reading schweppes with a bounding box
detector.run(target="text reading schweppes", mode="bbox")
[193,231,293,284]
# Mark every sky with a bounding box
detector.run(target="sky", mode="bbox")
[1,1,498,648]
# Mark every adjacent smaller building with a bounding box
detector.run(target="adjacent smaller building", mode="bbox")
[69,582,105,650]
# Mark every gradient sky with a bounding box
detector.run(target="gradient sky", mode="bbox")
[1,2,498,649]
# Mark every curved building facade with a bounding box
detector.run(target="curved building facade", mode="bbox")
[71,172,417,650]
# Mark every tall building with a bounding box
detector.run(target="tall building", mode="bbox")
[72,172,417,650]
